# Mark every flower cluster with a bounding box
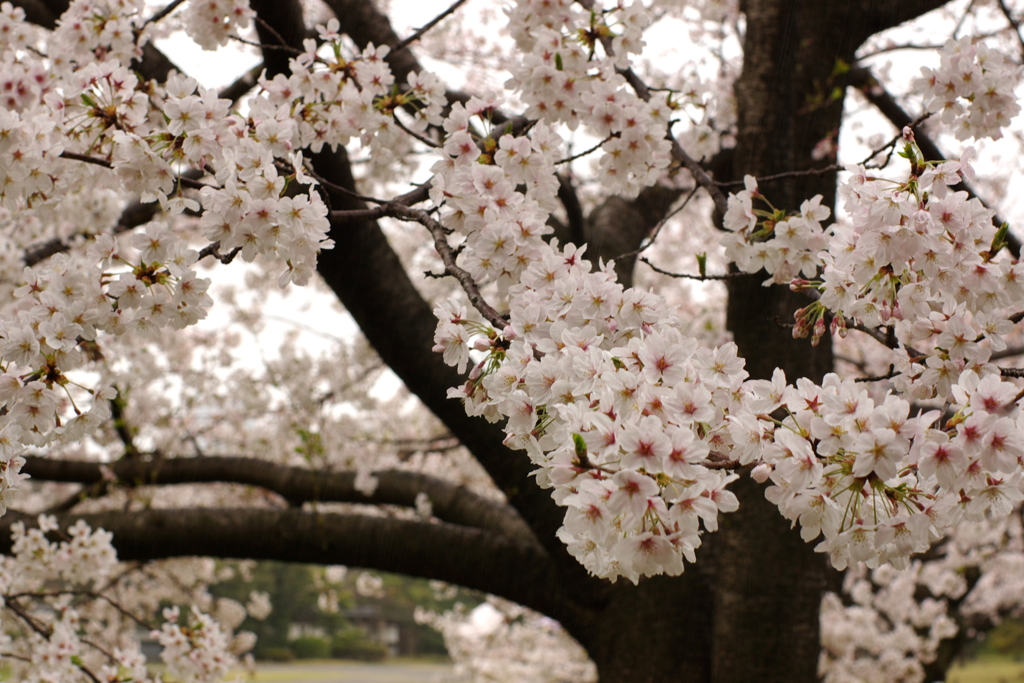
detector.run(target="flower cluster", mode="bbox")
[820,510,1024,683]
[914,36,1022,141]
[0,4,447,486]
[1,517,242,683]
[432,100,749,582]
[721,176,832,289]
[182,0,255,51]
[431,1,1024,581]
[153,605,236,683]
[504,0,673,197]
[416,596,597,683]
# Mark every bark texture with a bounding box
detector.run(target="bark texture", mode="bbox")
[8,0,967,681]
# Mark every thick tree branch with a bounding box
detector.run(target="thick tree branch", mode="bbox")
[849,66,1021,258]
[0,509,584,627]
[855,0,955,38]
[246,0,593,587]
[583,183,686,287]
[21,455,539,549]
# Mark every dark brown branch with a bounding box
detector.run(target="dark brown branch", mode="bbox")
[196,241,241,264]
[997,0,1024,58]
[0,509,578,625]
[21,454,538,548]
[856,0,957,38]
[555,173,586,246]
[392,0,469,54]
[58,152,209,191]
[640,256,739,280]
[23,169,207,268]
[218,62,264,103]
[6,599,103,683]
[849,66,1022,258]
[329,200,505,328]
[854,364,898,383]
[255,0,599,590]
[108,391,139,459]
[143,0,186,27]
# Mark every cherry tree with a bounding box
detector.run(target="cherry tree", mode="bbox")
[1,0,1024,680]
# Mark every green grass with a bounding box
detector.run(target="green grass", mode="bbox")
[948,657,1024,683]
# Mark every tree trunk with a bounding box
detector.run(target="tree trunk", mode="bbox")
[7,0,957,681]
[581,573,714,683]
[714,1,866,680]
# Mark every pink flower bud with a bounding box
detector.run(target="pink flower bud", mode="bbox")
[469,363,484,381]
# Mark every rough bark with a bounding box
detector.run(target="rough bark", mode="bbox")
[0,509,583,626]
[716,1,857,681]
[5,1,978,682]
[21,455,538,546]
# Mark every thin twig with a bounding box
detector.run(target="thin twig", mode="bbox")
[573,0,729,215]
[997,0,1024,59]
[856,42,947,61]
[555,135,613,165]
[640,257,740,280]
[712,113,931,188]
[952,0,977,39]
[7,590,152,630]
[143,0,186,26]
[254,15,301,54]
[854,364,898,383]
[58,152,209,191]
[293,161,394,206]
[847,320,925,359]
[617,184,699,261]
[393,0,471,53]
[230,35,305,55]
[380,205,504,327]
[329,196,503,326]
[197,241,242,264]
[6,600,103,683]
[392,115,443,149]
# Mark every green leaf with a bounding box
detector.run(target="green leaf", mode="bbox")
[555,52,564,71]
[572,433,588,463]
[990,221,1010,256]
[696,252,707,278]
